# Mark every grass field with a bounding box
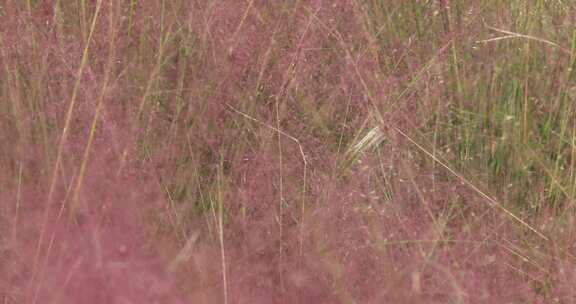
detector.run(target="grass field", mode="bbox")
[1,1,576,303]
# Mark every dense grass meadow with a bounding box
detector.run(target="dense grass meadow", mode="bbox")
[2,0,576,303]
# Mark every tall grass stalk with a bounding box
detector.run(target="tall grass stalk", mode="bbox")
[32,1,104,303]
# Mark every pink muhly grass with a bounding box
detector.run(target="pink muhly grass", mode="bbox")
[2,1,576,304]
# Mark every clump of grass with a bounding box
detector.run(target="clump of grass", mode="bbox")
[3,1,576,303]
